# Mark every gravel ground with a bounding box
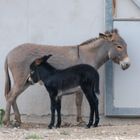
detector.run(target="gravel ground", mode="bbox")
[1,115,140,140]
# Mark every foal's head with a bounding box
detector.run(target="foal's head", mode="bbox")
[29,54,53,84]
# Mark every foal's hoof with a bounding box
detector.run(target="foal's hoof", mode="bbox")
[85,124,91,129]
[55,124,61,128]
[93,123,98,127]
[48,124,53,129]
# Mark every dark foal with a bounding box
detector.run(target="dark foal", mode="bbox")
[28,55,100,129]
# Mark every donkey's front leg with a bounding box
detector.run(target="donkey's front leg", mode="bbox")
[75,91,84,122]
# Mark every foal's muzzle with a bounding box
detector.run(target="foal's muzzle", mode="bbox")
[27,76,35,85]
[120,57,131,70]
[27,75,44,85]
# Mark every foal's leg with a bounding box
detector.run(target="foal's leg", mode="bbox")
[75,91,83,122]
[81,85,94,128]
[47,87,58,129]
[92,93,99,127]
[48,96,56,129]
[55,98,61,128]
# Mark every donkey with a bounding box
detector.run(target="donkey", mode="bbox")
[3,29,130,126]
[28,54,100,128]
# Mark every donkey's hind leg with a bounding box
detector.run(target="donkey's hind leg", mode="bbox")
[3,86,21,126]
[12,97,21,126]
[3,83,29,127]
[12,82,30,127]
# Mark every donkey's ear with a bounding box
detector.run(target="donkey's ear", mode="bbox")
[99,33,107,39]
[111,29,118,34]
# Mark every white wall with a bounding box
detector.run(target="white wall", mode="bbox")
[0,0,105,115]
[116,0,140,18]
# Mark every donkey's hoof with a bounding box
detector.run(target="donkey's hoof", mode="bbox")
[76,117,84,123]
[12,121,21,128]
[3,119,10,127]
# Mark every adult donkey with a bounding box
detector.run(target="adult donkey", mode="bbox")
[3,29,130,126]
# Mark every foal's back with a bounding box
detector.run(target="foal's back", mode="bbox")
[46,64,99,90]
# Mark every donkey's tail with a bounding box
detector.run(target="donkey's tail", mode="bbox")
[94,73,100,95]
[4,57,11,99]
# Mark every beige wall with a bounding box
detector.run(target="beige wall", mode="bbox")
[0,0,105,116]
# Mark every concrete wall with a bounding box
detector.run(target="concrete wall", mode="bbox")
[0,0,105,116]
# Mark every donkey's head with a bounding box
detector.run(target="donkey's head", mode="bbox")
[99,29,130,70]
[28,54,53,84]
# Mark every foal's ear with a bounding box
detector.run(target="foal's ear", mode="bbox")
[42,54,52,62]
[34,54,53,66]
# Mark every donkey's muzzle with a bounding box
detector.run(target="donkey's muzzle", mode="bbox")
[120,57,130,70]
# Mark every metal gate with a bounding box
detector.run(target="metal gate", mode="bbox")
[105,0,140,116]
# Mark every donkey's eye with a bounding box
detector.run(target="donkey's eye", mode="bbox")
[116,45,123,51]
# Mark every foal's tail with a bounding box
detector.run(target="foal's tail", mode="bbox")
[94,73,100,95]
[4,57,11,99]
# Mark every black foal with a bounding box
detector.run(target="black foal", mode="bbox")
[28,54,100,129]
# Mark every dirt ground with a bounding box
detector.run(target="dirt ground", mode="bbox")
[1,115,140,140]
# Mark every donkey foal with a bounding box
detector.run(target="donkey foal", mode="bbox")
[28,54,100,129]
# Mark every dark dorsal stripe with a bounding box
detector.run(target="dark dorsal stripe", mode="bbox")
[78,29,118,47]
[78,37,99,46]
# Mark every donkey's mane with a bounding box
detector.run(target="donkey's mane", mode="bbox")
[79,37,99,46]
[78,29,118,46]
